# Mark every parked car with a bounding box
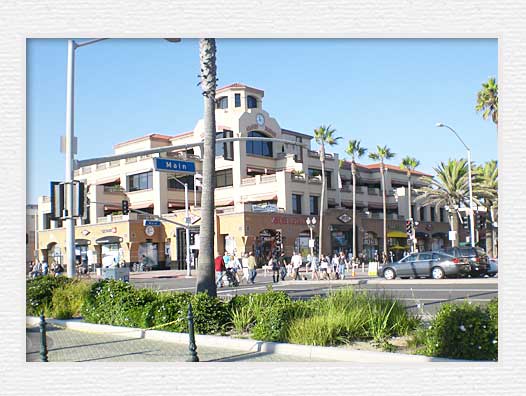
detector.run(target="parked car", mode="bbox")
[378,251,471,280]
[487,258,498,277]
[438,247,489,276]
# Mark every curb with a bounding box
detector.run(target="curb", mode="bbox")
[26,316,466,363]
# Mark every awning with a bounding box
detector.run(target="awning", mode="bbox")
[389,245,409,250]
[216,199,234,206]
[96,176,120,185]
[96,236,122,244]
[243,194,277,203]
[247,167,265,174]
[168,201,184,208]
[416,231,430,238]
[432,232,447,238]
[387,231,408,238]
[131,202,154,209]
[104,204,121,211]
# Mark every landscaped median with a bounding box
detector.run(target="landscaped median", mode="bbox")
[26,276,498,361]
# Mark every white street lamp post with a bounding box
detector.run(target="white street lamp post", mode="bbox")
[306,217,317,258]
[436,123,475,248]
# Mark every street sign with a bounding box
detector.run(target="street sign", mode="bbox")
[154,158,195,173]
[448,230,457,241]
[308,239,315,248]
[143,220,161,227]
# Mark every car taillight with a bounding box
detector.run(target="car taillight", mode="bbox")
[473,257,479,263]
[452,258,460,264]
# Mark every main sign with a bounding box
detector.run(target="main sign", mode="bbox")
[143,220,161,227]
[154,158,195,173]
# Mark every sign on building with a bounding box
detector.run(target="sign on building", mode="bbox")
[154,158,196,173]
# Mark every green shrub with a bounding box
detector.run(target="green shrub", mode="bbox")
[145,292,191,332]
[231,304,256,334]
[190,292,231,334]
[49,280,93,319]
[421,302,497,361]
[251,300,296,342]
[26,275,72,316]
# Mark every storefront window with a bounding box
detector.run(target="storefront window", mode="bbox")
[128,171,153,192]
[246,131,273,157]
[292,194,302,214]
[216,169,233,187]
[309,196,319,215]
[101,243,120,267]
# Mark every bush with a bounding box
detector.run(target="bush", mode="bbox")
[421,301,497,361]
[49,280,93,319]
[251,300,296,342]
[191,292,231,334]
[26,275,72,316]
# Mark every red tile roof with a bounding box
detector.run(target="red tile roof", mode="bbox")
[341,160,431,177]
[114,133,173,148]
[216,83,264,95]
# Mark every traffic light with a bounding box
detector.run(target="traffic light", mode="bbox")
[476,212,485,229]
[122,200,129,215]
[405,219,412,235]
[461,212,469,230]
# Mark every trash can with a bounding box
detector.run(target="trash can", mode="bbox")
[103,267,130,282]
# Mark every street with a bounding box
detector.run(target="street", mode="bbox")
[131,269,498,317]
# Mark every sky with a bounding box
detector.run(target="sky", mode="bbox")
[27,38,498,203]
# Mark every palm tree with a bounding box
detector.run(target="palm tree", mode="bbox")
[476,77,498,126]
[473,160,498,257]
[400,156,420,252]
[196,38,218,297]
[344,139,367,264]
[313,125,341,258]
[416,159,469,247]
[368,146,395,262]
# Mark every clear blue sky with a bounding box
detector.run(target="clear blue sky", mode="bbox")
[27,38,498,203]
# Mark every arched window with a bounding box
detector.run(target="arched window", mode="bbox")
[247,95,258,108]
[216,96,228,109]
[246,131,273,157]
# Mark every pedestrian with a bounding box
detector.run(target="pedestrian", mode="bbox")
[214,254,226,288]
[331,254,339,279]
[338,251,346,279]
[311,255,320,280]
[247,251,257,284]
[291,251,302,280]
[269,255,279,283]
[53,263,64,277]
[278,252,287,281]
[223,251,231,268]
[241,253,250,284]
[42,261,48,276]
[320,255,329,280]
[232,254,242,283]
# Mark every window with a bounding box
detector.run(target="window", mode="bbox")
[418,253,432,260]
[235,93,241,107]
[216,130,234,160]
[43,213,51,230]
[419,207,425,221]
[216,169,233,188]
[246,131,273,157]
[216,96,228,109]
[292,194,302,214]
[430,207,436,222]
[411,205,416,219]
[326,170,332,189]
[310,196,319,215]
[167,175,195,190]
[308,168,321,179]
[128,171,153,192]
[440,208,445,222]
[247,95,257,108]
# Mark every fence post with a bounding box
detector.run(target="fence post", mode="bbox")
[39,311,48,362]
[186,302,199,362]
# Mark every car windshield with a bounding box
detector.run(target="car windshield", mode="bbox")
[400,254,417,262]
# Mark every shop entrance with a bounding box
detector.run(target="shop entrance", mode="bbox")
[255,229,278,265]
[176,227,199,270]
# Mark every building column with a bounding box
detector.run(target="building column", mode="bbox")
[153,170,168,216]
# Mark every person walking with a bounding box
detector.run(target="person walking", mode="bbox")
[214,254,226,288]
[241,253,250,284]
[331,254,339,279]
[247,251,257,284]
[291,251,303,280]
[338,251,346,280]
[42,261,48,276]
[319,255,329,280]
[53,263,64,277]
[310,254,320,280]
[232,254,242,283]
[270,255,280,283]
[278,252,288,281]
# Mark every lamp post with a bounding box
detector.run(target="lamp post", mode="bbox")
[64,38,179,278]
[171,177,192,277]
[436,123,475,248]
[306,217,317,259]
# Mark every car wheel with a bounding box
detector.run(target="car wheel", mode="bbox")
[488,273,497,277]
[383,268,396,280]
[431,267,445,280]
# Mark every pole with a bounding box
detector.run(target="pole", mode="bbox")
[309,226,314,258]
[467,149,475,247]
[39,312,48,362]
[34,207,39,263]
[65,39,76,278]
[185,182,192,277]
[352,162,356,265]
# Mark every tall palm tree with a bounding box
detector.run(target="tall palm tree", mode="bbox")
[476,77,498,126]
[368,146,395,262]
[313,125,341,258]
[400,156,420,252]
[473,160,498,257]
[344,139,367,264]
[196,38,218,297]
[416,159,469,247]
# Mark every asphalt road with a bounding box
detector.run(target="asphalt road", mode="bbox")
[131,271,498,317]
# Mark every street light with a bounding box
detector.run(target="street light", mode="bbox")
[436,122,475,248]
[306,217,317,259]
[64,38,179,278]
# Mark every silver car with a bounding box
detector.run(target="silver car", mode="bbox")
[378,251,471,280]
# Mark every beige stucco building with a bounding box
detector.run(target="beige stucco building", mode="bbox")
[35,83,453,270]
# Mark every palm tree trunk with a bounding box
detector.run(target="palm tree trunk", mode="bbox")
[381,164,387,262]
[485,209,493,257]
[407,172,416,252]
[196,38,217,296]
[449,209,459,247]
[352,161,356,263]
[319,143,326,259]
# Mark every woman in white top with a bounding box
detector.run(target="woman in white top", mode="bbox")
[241,253,250,284]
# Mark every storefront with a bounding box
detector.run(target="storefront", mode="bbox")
[363,232,379,260]
[387,230,409,261]
[96,236,123,268]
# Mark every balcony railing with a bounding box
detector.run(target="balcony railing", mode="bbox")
[241,177,257,185]
[261,174,276,183]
